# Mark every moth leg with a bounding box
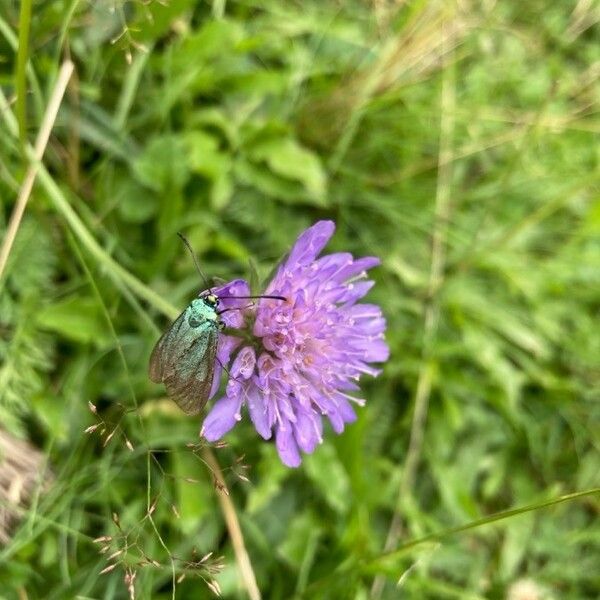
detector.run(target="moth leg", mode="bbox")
[215,355,244,385]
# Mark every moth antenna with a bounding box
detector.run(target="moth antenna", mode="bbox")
[177,232,213,293]
[219,294,287,302]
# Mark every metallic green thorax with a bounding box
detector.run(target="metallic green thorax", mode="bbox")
[187,297,219,328]
[149,296,221,415]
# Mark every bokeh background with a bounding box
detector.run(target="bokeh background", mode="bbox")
[1,1,599,598]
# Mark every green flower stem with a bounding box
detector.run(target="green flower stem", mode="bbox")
[369,487,600,567]
[0,14,43,121]
[15,0,32,143]
[35,161,179,320]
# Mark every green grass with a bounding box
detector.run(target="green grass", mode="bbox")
[0,1,599,598]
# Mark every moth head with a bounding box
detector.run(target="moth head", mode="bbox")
[204,294,219,308]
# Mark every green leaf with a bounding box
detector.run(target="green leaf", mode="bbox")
[304,443,351,515]
[234,158,305,201]
[247,445,289,514]
[249,138,327,203]
[213,232,249,261]
[31,392,70,442]
[184,130,233,209]
[132,135,190,192]
[185,131,229,178]
[278,513,321,569]
[116,179,159,223]
[171,449,216,535]
[72,102,137,161]
[211,172,233,210]
[178,19,244,63]
[36,297,110,346]
[499,513,535,579]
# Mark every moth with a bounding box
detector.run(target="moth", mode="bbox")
[149,291,222,415]
[149,234,284,415]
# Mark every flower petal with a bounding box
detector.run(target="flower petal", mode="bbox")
[209,364,223,400]
[212,278,251,299]
[327,409,345,434]
[209,335,241,398]
[285,220,335,270]
[231,346,256,379]
[337,395,357,424]
[341,280,374,303]
[363,338,390,363]
[275,423,302,467]
[293,409,322,453]
[211,279,252,328]
[247,383,272,440]
[335,256,380,282]
[201,394,242,441]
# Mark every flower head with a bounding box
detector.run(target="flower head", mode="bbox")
[202,221,388,467]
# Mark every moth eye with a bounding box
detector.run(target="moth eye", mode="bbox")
[204,294,219,307]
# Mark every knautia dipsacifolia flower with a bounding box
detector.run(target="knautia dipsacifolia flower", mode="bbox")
[201,220,389,467]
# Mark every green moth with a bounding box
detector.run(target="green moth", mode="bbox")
[149,292,221,415]
[149,234,285,415]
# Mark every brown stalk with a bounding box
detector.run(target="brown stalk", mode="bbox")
[202,448,261,600]
[0,60,74,281]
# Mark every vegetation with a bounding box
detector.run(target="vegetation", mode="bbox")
[0,1,598,598]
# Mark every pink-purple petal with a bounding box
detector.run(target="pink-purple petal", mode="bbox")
[231,346,256,379]
[335,256,381,282]
[326,408,346,434]
[341,280,375,303]
[285,220,335,270]
[364,339,390,362]
[275,424,302,468]
[336,395,358,424]
[293,410,322,453]
[212,279,252,328]
[201,394,243,441]
[210,335,242,398]
[246,382,272,440]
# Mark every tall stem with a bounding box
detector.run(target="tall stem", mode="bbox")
[15,0,32,143]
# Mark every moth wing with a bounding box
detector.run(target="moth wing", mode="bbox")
[149,310,218,416]
[148,310,187,383]
[163,326,218,415]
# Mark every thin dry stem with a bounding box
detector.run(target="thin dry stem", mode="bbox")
[66,63,81,190]
[0,60,74,280]
[201,448,261,600]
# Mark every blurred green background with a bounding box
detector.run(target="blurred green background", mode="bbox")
[0,1,599,598]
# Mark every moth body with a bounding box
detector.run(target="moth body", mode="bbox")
[149,295,221,415]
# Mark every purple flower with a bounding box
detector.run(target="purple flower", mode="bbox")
[201,221,389,467]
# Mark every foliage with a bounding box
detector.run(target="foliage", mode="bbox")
[0,0,598,598]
